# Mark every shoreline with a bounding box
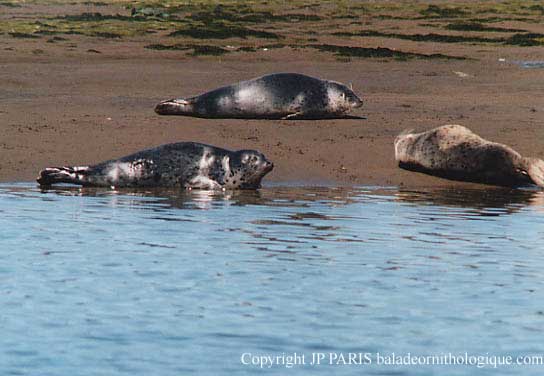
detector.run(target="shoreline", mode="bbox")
[1,1,543,189]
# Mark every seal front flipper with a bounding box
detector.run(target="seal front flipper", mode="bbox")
[37,166,90,186]
[281,112,305,120]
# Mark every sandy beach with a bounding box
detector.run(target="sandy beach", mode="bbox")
[1,0,543,187]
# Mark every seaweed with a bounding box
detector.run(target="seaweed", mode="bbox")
[468,17,534,23]
[506,33,544,46]
[309,44,465,60]
[169,22,281,39]
[237,46,257,52]
[333,30,501,44]
[445,22,526,33]
[91,31,122,39]
[334,14,360,20]
[335,29,544,47]
[144,43,229,55]
[46,36,68,43]
[189,8,321,24]
[420,5,467,18]
[528,5,544,14]
[190,45,229,56]
[9,32,40,38]
[82,1,108,5]
[262,43,287,48]
[145,43,191,50]
[35,30,60,35]
[61,12,132,22]
[59,12,172,23]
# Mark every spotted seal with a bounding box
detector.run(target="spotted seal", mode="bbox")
[154,73,363,119]
[37,142,274,189]
[394,124,544,187]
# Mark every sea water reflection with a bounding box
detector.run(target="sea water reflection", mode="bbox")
[1,183,544,375]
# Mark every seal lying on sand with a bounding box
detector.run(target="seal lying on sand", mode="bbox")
[37,142,273,189]
[394,124,544,187]
[155,73,363,119]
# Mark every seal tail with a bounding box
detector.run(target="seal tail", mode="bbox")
[524,157,544,188]
[37,166,90,186]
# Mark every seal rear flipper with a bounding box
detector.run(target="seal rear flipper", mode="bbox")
[154,97,195,115]
[524,158,544,187]
[37,166,90,186]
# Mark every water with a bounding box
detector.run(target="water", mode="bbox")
[1,183,544,375]
[516,60,544,69]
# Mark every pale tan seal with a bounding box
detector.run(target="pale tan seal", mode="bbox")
[394,124,544,187]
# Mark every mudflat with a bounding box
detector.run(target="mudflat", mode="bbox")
[1,0,543,187]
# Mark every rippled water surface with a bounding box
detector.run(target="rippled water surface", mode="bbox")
[517,60,544,69]
[1,183,544,375]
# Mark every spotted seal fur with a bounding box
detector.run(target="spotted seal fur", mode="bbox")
[37,142,273,189]
[155,73,363,119]
[394,124,544,187]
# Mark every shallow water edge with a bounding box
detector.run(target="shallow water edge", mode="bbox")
[1,183,544,376]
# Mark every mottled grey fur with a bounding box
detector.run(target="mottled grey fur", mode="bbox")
[395,124,544,187]
[155,73,363,119]
[37,142,273,189]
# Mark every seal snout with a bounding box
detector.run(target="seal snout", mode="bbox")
[352,96,364,109]
[263,160,274,173]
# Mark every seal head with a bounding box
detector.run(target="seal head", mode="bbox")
[326,82,363,114]
[224,150,274,189]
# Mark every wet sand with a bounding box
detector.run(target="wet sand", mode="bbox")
[1,1,543,187]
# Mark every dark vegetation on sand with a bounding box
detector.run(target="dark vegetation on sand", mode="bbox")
[2,0,543,59]
[333,30,544,47]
